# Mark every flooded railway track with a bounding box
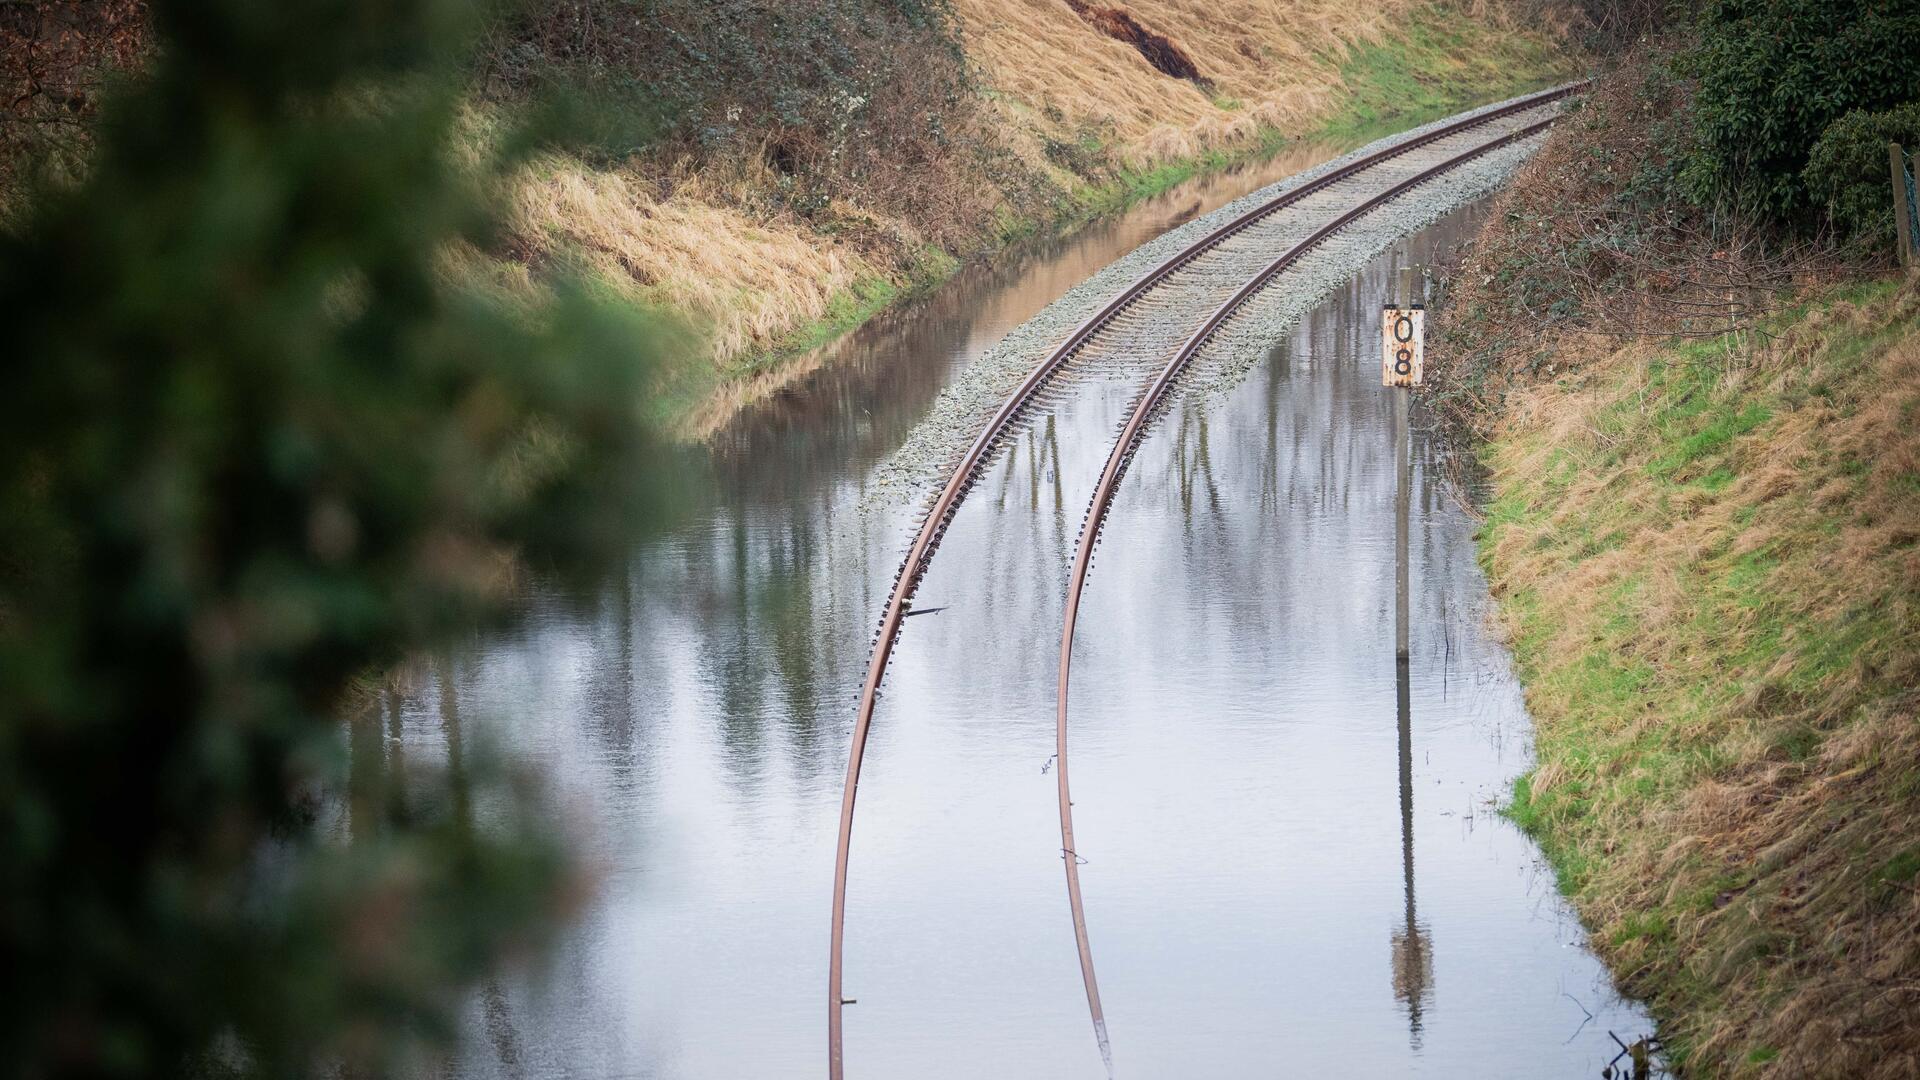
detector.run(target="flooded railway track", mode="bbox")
[1050,104,1571,1076]
[828,83,1584,1079]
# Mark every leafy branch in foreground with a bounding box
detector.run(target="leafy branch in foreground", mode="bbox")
[0,0,673,1075]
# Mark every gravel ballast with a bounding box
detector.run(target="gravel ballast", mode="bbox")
[864,89,1567,510]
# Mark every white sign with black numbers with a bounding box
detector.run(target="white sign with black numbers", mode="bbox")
[1381,305,1424,387]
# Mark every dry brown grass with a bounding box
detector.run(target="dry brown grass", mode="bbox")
[509,157,874,365]
[506,0,1420,383]
[1,0,1575,432]
[1484,278,1920,1076]
[953,0,1392,168]
[494,1,1573,434]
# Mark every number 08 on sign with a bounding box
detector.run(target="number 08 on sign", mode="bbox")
[1381,304,1424,387]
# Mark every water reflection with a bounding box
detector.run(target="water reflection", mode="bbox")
[416,188,1659,1076]
[1393,661,1432,1049]
[480,981,525,1080]
[708,142,1352,511]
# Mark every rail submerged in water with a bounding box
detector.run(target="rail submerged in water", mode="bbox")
[827,83,1582,1079]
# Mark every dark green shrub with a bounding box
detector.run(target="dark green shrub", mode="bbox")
[0,0,674,1075]
[1804,103,1920,254]
[1680,0,1920,223]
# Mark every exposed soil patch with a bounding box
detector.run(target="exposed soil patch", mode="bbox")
[1065,0,1204,83]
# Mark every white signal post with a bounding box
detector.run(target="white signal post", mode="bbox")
[1382,304,1425,388]
[1385,266,1424,665]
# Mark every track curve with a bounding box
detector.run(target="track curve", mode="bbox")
[1049,109,1569,1075]
[828,84,1583,1079]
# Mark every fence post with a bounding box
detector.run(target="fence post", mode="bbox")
[1894,142,1915,269]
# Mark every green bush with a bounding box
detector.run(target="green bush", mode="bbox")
[1680,0,1920,223]
[1804,103,1920,254]
[0,0,674,1075]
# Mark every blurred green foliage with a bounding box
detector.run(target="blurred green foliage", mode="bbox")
[1680,0,1920,223]
[1804,103,1920,254]
[0,0,673,1075]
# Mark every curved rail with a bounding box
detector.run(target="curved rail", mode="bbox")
[1050,110,1567,1074]
[827,83,1583,1079]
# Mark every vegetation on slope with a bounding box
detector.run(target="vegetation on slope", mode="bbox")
[2,1,1576,433]
[0,0,148,220]
[1432,3,1920,1073]
[1679,0,1920,223]
[1485,284,1920,1077]
[1316,3,1572,144]
[491,0,1574,433]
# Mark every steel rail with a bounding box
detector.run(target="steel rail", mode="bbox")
[827,83,1583,1079]
[1050,110,1566,1075]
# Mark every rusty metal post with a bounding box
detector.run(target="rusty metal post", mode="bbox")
[1892,143,1915,269]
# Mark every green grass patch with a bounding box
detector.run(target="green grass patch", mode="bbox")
[1875,850,1920,887]
[1316,5,1578,145]
[1483,279,1920,1074]
[1058,125,1294,227]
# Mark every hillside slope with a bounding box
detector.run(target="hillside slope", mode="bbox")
[1,2,1573,433]
[1432,38,1920,1076]
[1484,280,1920,1078]
[498,0,1572,433]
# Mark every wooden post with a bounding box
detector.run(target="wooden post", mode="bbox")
[1894,143,1915,269]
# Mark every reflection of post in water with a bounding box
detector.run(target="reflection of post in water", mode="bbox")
[1391,659,1433,1047]
[996,425,1020,511]
[1046,413,1063,518]
[1172,403,1225,534]
[1260,337,1282,512]
[1027,423,1041,511]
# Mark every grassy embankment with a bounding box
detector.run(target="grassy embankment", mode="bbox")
[1,2,1571,435]
[726,5,1572,424]
[505,1,1574,436]
[996,4,1574,228]
[1482,278,1920,1076]
[1436,49,1920,1072]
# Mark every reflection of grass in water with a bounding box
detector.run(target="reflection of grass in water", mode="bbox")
[689,514,832,779]
[1484,279,1920,1075]
[762,540,828,745]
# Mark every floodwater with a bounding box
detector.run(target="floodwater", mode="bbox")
[401,160,1657,1077]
